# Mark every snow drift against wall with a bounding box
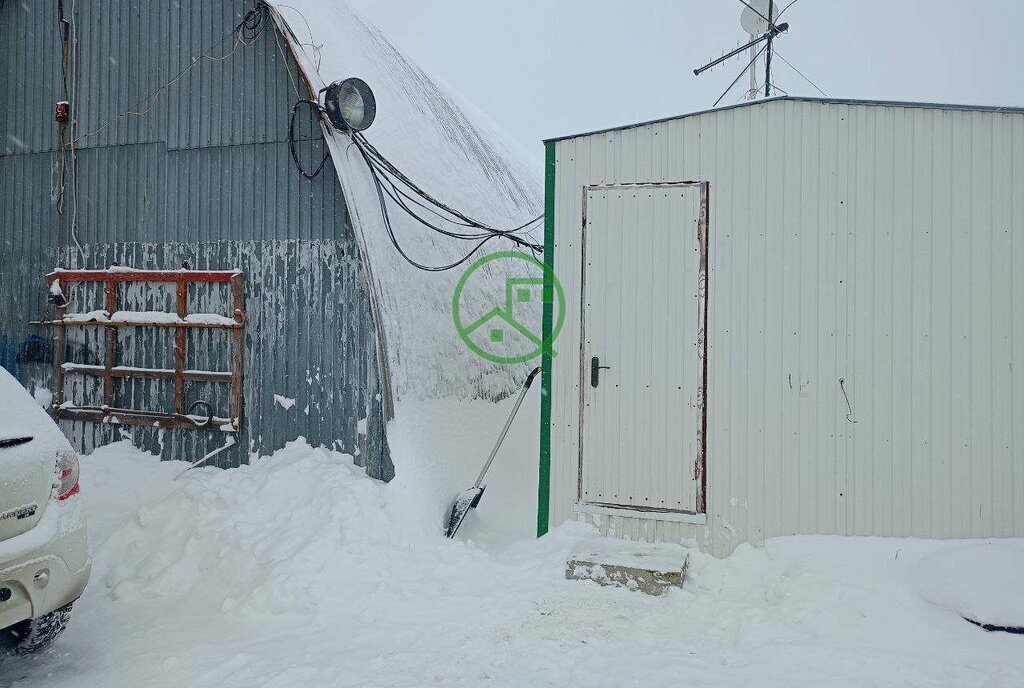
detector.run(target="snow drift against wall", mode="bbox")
[268,1,544,403]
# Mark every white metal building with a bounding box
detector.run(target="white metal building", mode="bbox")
[538,97,1024,556]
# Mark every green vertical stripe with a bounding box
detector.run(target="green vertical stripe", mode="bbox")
[537,141,556,537]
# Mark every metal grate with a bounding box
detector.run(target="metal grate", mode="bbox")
[33,269,246,432]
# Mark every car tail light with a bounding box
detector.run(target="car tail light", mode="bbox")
[55,452,80,501]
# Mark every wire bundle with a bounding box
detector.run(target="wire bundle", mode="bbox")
[286,98,543,272]
[236,2,269,45]
[349,132,543,272]
[288,99,331,179]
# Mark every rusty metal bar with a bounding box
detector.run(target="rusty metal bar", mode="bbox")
[103,279,116,408]
[61,364,232,384]
[229,273,245,430]
[45,269,239,283]
[48,273,66,415]
[174,280,187,415]
[30,319,242,329]
[54,406,236,432]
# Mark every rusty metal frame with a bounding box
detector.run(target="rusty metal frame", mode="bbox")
[33,269,246,432]
[576,181,710,517]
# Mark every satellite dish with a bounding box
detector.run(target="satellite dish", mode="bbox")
[740,0,781,36]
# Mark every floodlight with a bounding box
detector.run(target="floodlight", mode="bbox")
[323,77,376,132]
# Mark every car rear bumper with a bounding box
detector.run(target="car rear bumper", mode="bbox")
[0,555,90,630]
[0,497,90,630]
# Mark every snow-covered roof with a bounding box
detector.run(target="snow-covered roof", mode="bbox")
[267,1,544,404]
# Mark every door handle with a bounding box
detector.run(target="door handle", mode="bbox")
[591,356,612,388]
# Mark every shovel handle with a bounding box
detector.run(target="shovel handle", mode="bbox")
[525,366,541,389]
[473,366,542,488]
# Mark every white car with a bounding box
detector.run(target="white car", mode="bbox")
[0,368,90,654]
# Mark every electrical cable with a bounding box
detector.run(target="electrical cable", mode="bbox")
[357,139,501,272]
[353,133,542,239]
[357,143,543,247]
[839,378,858,423]
[273,26,302,97]
[237,2,269,45]
[69,0,86,264]
[772,48,828,96]
[72,2,269,145]
[271,3,323,70]
[268,0,537,270]
[735,0,781,31]
[288,99,331,179]
[338,131,542,271]
[777,0,805,19]
[715,43,768,107]
[286,102,543,257]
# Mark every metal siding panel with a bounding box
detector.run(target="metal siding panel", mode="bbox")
[970,113,995,537]
[550,100,1024,555]
[990,115,1015,537]
[1013,115,1024,535]
[817,105,841,535]
[949,110,973,538]
[1,0,390,479]
[929,110,953,537]
[908,107,934,537]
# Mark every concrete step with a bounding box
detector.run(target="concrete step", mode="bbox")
[565,540,691,596]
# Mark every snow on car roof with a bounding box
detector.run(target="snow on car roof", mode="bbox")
[0,368,72,455]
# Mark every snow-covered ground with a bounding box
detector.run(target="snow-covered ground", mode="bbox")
[2,434,1023,687]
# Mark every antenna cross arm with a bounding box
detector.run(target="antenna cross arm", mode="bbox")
[693,22,788,77]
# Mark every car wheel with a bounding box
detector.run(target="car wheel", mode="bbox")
[1,603,74,655]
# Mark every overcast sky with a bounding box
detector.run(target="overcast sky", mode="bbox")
[344,0,1024,158]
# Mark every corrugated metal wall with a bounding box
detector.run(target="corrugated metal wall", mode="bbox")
[548,99,1024,555]
[0,0,392,477]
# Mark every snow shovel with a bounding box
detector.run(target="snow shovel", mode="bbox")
[444,366,542,538]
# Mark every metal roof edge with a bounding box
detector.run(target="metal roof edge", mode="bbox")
[542,96,1024,144]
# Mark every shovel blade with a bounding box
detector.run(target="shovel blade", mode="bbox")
[444,486,485,538]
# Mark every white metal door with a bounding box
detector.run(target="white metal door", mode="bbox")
[579,183,707,514]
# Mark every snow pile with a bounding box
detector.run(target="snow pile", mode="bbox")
[914,543,1024,629]
[4,439,1023,687]
[91,441,402,615]
[99,311,237,325]
[63,309,108,323]
[109,310,181,324]
[182,313,238,326]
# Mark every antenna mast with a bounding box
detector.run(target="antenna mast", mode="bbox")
[764,0,775,96]
[694,0,789,105]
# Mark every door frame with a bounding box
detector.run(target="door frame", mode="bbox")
[576,181,710,517]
